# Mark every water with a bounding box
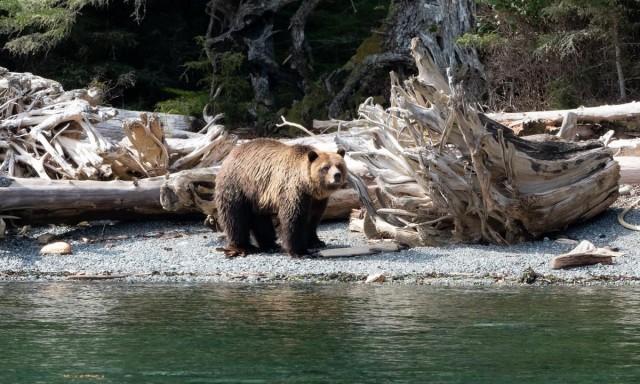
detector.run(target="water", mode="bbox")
[1,282,639,383]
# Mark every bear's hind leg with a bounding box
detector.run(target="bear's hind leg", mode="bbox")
[278,196,313,258]
[217,195,256,257]
[251,214,280,252]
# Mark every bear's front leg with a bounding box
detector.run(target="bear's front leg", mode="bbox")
[307,198,329,248]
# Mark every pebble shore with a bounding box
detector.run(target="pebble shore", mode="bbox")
[1,206,639,285]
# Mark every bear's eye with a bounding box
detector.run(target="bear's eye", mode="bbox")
[321,165,331,172]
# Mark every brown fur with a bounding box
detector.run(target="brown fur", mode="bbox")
[214,138,347,258]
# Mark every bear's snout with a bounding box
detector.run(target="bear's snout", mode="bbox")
[332,171,342,183]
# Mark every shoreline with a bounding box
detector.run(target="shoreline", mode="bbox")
[1,206,639,286]
[2,271,640,286]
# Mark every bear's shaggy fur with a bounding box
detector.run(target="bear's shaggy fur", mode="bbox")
[214,138,347,258]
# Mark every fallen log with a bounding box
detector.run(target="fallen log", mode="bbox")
[0,175,184,226]
[0,168,364,228]
[311,119,369,133]
[159,167,365,221]
[486,101,640,126]
[65,274,131,280]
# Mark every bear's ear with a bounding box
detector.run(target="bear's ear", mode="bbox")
[336,147,346,158]
[307,150,319,162]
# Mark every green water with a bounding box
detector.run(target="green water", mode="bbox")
[0,283,639,383]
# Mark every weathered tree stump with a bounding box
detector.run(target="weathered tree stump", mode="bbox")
[338,38,620,247]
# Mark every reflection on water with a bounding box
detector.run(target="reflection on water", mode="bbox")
[1,283,639,383]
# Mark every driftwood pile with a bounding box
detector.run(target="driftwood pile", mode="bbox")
[338,38,620,246]
[0,67,235,180]
[0,68,115,179]
[0,67,237,228]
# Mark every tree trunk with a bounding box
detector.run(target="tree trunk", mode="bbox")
[613,19,627,101]
[288,0,321,93]
[386,0,485,96]
[328,0,486,119]
[204,0,301,129]
[245,24,278,117]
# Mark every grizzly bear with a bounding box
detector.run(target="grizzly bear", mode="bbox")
[214,138,347,258]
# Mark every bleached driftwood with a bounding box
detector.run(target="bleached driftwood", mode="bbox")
[616,157,640,184]
[486,102,640,127]
[0,71,362,228]
[94,108,196,141]
[0,65,629,237]
[338,38,620,247]
[609,139,640,156]
[317,242,404,258]
[550,240,622,269]
[311,119,371,133]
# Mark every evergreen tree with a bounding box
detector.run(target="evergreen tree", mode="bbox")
[0,1,208,111]
[540,0,640,101]
[0,0,144,55]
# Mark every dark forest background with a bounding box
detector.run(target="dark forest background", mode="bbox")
[2,0,640,136]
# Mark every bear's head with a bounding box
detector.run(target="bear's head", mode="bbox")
[308,147,347,198]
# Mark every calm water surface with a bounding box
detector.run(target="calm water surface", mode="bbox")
[0,282,639,383]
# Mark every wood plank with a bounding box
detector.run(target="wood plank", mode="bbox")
[318,242,404,257]
[550,240,623,269]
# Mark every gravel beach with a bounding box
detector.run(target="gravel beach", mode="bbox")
[2,202,640,285]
